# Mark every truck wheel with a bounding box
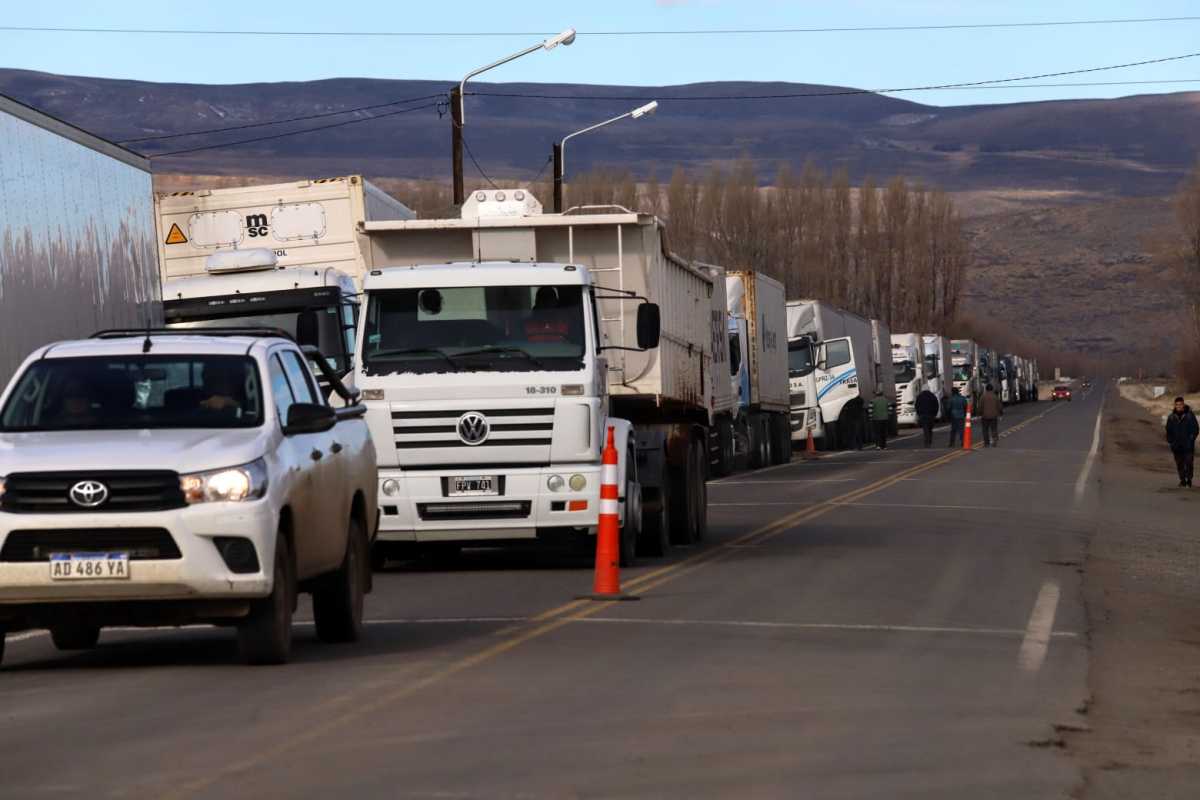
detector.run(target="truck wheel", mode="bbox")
[669,457,692,545]
[638,465,671,558]
[370,542,390,572]
[773,414,791,465]
[620,449,640,567]
[50,623,100,651]
[0,627,5,666]
[714,419,735,477]
[692,438,709,542]
[824,417,840,451]
[313,516,367,644]
[238,534,295,665]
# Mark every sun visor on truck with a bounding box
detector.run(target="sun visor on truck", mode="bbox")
[205,248,279,273]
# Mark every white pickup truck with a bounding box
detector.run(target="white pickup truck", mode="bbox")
[0,329,377,665]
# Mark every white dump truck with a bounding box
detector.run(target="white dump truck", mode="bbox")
[891,333,928,425]
[352,189,725,563]
[787,300,877,450]
[922,334,952,414]
[0,94,160,386]
[156,176,414,376]
[950,339,980,405]
[724,271,789,473]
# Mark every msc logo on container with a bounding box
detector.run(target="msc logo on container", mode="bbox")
[245,214,269,238]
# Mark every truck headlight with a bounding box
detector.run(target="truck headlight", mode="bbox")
[547,475,566,492]
[180,459,268,504]
[569,474,587,491]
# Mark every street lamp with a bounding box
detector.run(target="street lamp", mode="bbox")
[553,101,658,213]
[450,27,576,206]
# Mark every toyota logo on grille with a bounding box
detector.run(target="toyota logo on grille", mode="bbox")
[69,480,109,508]
[457,412,490,446]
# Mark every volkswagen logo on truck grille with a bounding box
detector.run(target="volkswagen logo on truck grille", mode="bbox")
[68,480,109,508]
[457,412,490,446]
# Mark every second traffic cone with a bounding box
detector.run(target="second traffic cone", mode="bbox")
[963,402,973,450]
[805,418,817,457]
[581,426,638,601]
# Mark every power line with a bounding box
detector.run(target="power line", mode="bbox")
[144,102,440,158]
[119,93,443,143]
[3,16,1200,36]
[469,51,1200,101]
[461,136,499,189]
[531,154,553,183]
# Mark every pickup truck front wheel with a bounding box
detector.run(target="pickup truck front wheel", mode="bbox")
[238,534,295,665]
[313,517,367,644]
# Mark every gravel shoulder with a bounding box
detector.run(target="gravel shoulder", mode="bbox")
[1069,388,1200,797]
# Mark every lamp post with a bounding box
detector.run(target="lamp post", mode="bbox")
[450,27,576,206]
[552,101,657,213]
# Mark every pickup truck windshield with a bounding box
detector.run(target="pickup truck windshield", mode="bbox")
[0,355,263,431]
[362,285,586,375]
[788,339,815,377]
[893,359,916,383]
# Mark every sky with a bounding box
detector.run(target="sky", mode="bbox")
[2,0,1200,106]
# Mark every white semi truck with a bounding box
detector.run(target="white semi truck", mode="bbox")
[787,300,878,450]
[950,339,980,405]
[352,189,726,563]
[724,271,789,473]
[891,333,928,426]
[922,334,953,414]
[156,176,414,376]
[999,354,1018,404]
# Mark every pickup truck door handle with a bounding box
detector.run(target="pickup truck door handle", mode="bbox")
[330,442,343,454]
[310,449,323,461]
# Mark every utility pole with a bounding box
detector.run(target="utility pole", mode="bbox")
[552,142,564,213]
[450,86,465,207]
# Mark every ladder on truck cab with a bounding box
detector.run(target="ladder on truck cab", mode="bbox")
[564,205,630,382]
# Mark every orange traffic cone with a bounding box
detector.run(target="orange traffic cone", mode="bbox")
[805,423,817,458]
[581,426,639,601]
[962,402,973,450]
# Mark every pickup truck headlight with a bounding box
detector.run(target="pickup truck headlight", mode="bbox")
[180,459,268,504]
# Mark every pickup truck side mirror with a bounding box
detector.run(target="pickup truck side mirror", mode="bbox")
[636,303,661,350]
[283,403,337,435]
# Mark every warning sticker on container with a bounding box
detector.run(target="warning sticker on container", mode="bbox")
[164,223,188,245]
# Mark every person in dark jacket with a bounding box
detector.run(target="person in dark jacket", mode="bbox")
[870,388,891,449]
[914,388,939,447]
[979,384,1003,447]
[947,388,968,447]
[1165,397,1199,487]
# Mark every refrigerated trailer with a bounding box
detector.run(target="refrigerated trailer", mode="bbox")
[0,95,160,385]
[787,300,878,450]
[723,271,789,473]
[156,176,414,375]
[353,189,735,561]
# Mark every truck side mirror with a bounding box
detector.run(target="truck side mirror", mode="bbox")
[636,303,661,350]
[816,343,828,371]
[296,309,320,349]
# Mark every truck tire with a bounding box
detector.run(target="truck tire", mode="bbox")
[638,464,672,558]
[772,414,791,465]
[620,445,640,568]
[713,419,735,477]
[747,414,764,469]
[692,437,709,542]
[50,623,100,651]
[238,534,295,666]
[313,516,367,644]
[824,417,840,451]
[669,458,691,545]
[0,627,5,666]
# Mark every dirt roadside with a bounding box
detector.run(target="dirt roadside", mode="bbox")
[1068,388,1200,797]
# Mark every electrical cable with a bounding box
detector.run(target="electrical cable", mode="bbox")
[461,136,499,188]
[531,153,553,183]
[3,16,1199,36]
[144,101,440,158]
[119,93,443,143]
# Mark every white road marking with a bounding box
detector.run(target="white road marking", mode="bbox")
[1074,396,1105,504]
[580,616,1079,638]
[712,478,857,485]
[832,501,1010,511]
[900,478,1075,485]
[1017,580,1062,673]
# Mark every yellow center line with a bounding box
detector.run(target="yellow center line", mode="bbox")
[163,443,981,797]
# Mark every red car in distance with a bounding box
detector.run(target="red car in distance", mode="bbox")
[1052,385,1072,402]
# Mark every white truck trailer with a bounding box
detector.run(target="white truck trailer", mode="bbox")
[891,333,928,426]
[156,176,414,376]
[787,300,878,450]
[0,95,160,385]
[871,319,898,435]
[922,334,953,414]
[950,339,980,406]
[724,271,789,472]
[352,189,722,563]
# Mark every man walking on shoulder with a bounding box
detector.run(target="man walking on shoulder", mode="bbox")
[871,388,891,450]
[915,387,939,448]
[947,387,968,448]
[1165,396,1199,487]
[980,383,1003,447]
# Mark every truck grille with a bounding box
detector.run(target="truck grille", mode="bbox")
[392,407,554,450]
[0,528,181,561]
[1,471,186,514]
[789,392,806,407]
[416,501,532,521]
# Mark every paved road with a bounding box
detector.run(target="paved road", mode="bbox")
[0,390,1106,799]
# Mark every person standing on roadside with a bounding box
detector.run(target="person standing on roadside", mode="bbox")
[915,387,940,447]
[947,387,968,448]
[870,387,891,450]
[1165,396,1199,487]
[979,383,1003,447]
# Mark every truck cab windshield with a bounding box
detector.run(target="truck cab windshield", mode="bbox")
[788,339,815,377]
[893,359,916,383]
[362,285,586,375]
